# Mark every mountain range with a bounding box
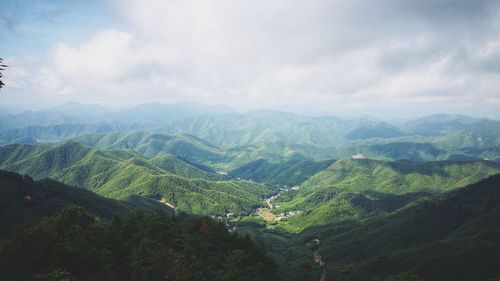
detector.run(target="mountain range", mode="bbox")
[1,102,500,280]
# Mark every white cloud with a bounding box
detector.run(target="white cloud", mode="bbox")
[53,29,136,81]
[2,0,500,117]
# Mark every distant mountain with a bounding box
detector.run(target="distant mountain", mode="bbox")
[345,122,406,140]
[0,169,171,237]
[107,101,237,128]
[74,131,228,163]
[401,114,486,136]
[438,119,500,149]
[163,111,500,149]
[1,105,499,154]
[0,101,237,131]
[0,110,96,130]
[43,101,112,117]
[163,110,354,148]
[1,107,499,165]
[354,142,448,161]
[226,141,339,168]
[0,123,138,145]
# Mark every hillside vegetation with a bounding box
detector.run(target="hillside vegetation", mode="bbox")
[0,207,282,281]
[0,169,159,237]
[75,131,228,163]
[268,158,500,232]
[311,174,500,281]
[303,158,500,194]
[0,142,276,215]
[230,158,336,186]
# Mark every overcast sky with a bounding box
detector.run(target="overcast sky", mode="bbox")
[1,0,500,118]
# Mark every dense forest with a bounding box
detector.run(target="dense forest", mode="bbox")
[0,207,282,281]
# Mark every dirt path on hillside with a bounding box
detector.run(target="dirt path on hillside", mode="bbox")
[309,238,326,281]
[257,208,276,222]
[160,198,177,215]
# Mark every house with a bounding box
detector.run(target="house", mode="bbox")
[352,153,365,159]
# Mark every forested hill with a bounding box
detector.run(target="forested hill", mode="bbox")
[0,169,172,237]
[0,142,277,215]
[0,207,282,281]
[310,174,500,281]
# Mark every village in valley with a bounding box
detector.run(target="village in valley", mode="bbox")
[209,184,303,231]
[255,185,303,224]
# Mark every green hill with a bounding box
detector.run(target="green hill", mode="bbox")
[226,141,338,168]
[353,142,448,161]
[0,123,135,145]
[75,131,228,164]
[345,123,406,140]
[74,132,340,171]
[0,142,276,215]
[149,153,223,180]
[302,158,500,194]
[240,173,500,280]
[163,111,352,148]
[230,158,336,186]
[268,158,500,232]
[312,173,500,281]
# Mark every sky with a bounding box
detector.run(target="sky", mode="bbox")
[1,0,500,118]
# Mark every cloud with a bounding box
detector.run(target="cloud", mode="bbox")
[53,29,136,81]
[2,0,500,117]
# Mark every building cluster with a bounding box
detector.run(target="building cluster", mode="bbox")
[352,153,365,159]
[275,210,301,221]
[209,213,238,232]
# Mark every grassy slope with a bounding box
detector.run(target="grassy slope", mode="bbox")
[302,158,500,194]
[75,131,228,164]
[149,153,223,180]
[0,142,276,215]
[270,158,500,232]
[74,130,500,172]
[229,158,336,186]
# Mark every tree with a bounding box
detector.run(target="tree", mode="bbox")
[292,262,317,281]
[384,272,423,281]
[0,58,7,90]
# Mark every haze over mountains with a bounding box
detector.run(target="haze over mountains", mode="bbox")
[1,102,499,165]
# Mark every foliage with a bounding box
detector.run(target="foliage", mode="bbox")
[0,142,277,215]
[315,174,500,281]
[230,158,336,186]
[0,207,282,281]
[0,58,6,90]
[75,131,228,163]
[383,272,423,281]
[0,169,153,237]
[269,158,500,232]
[291,261,317,281]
